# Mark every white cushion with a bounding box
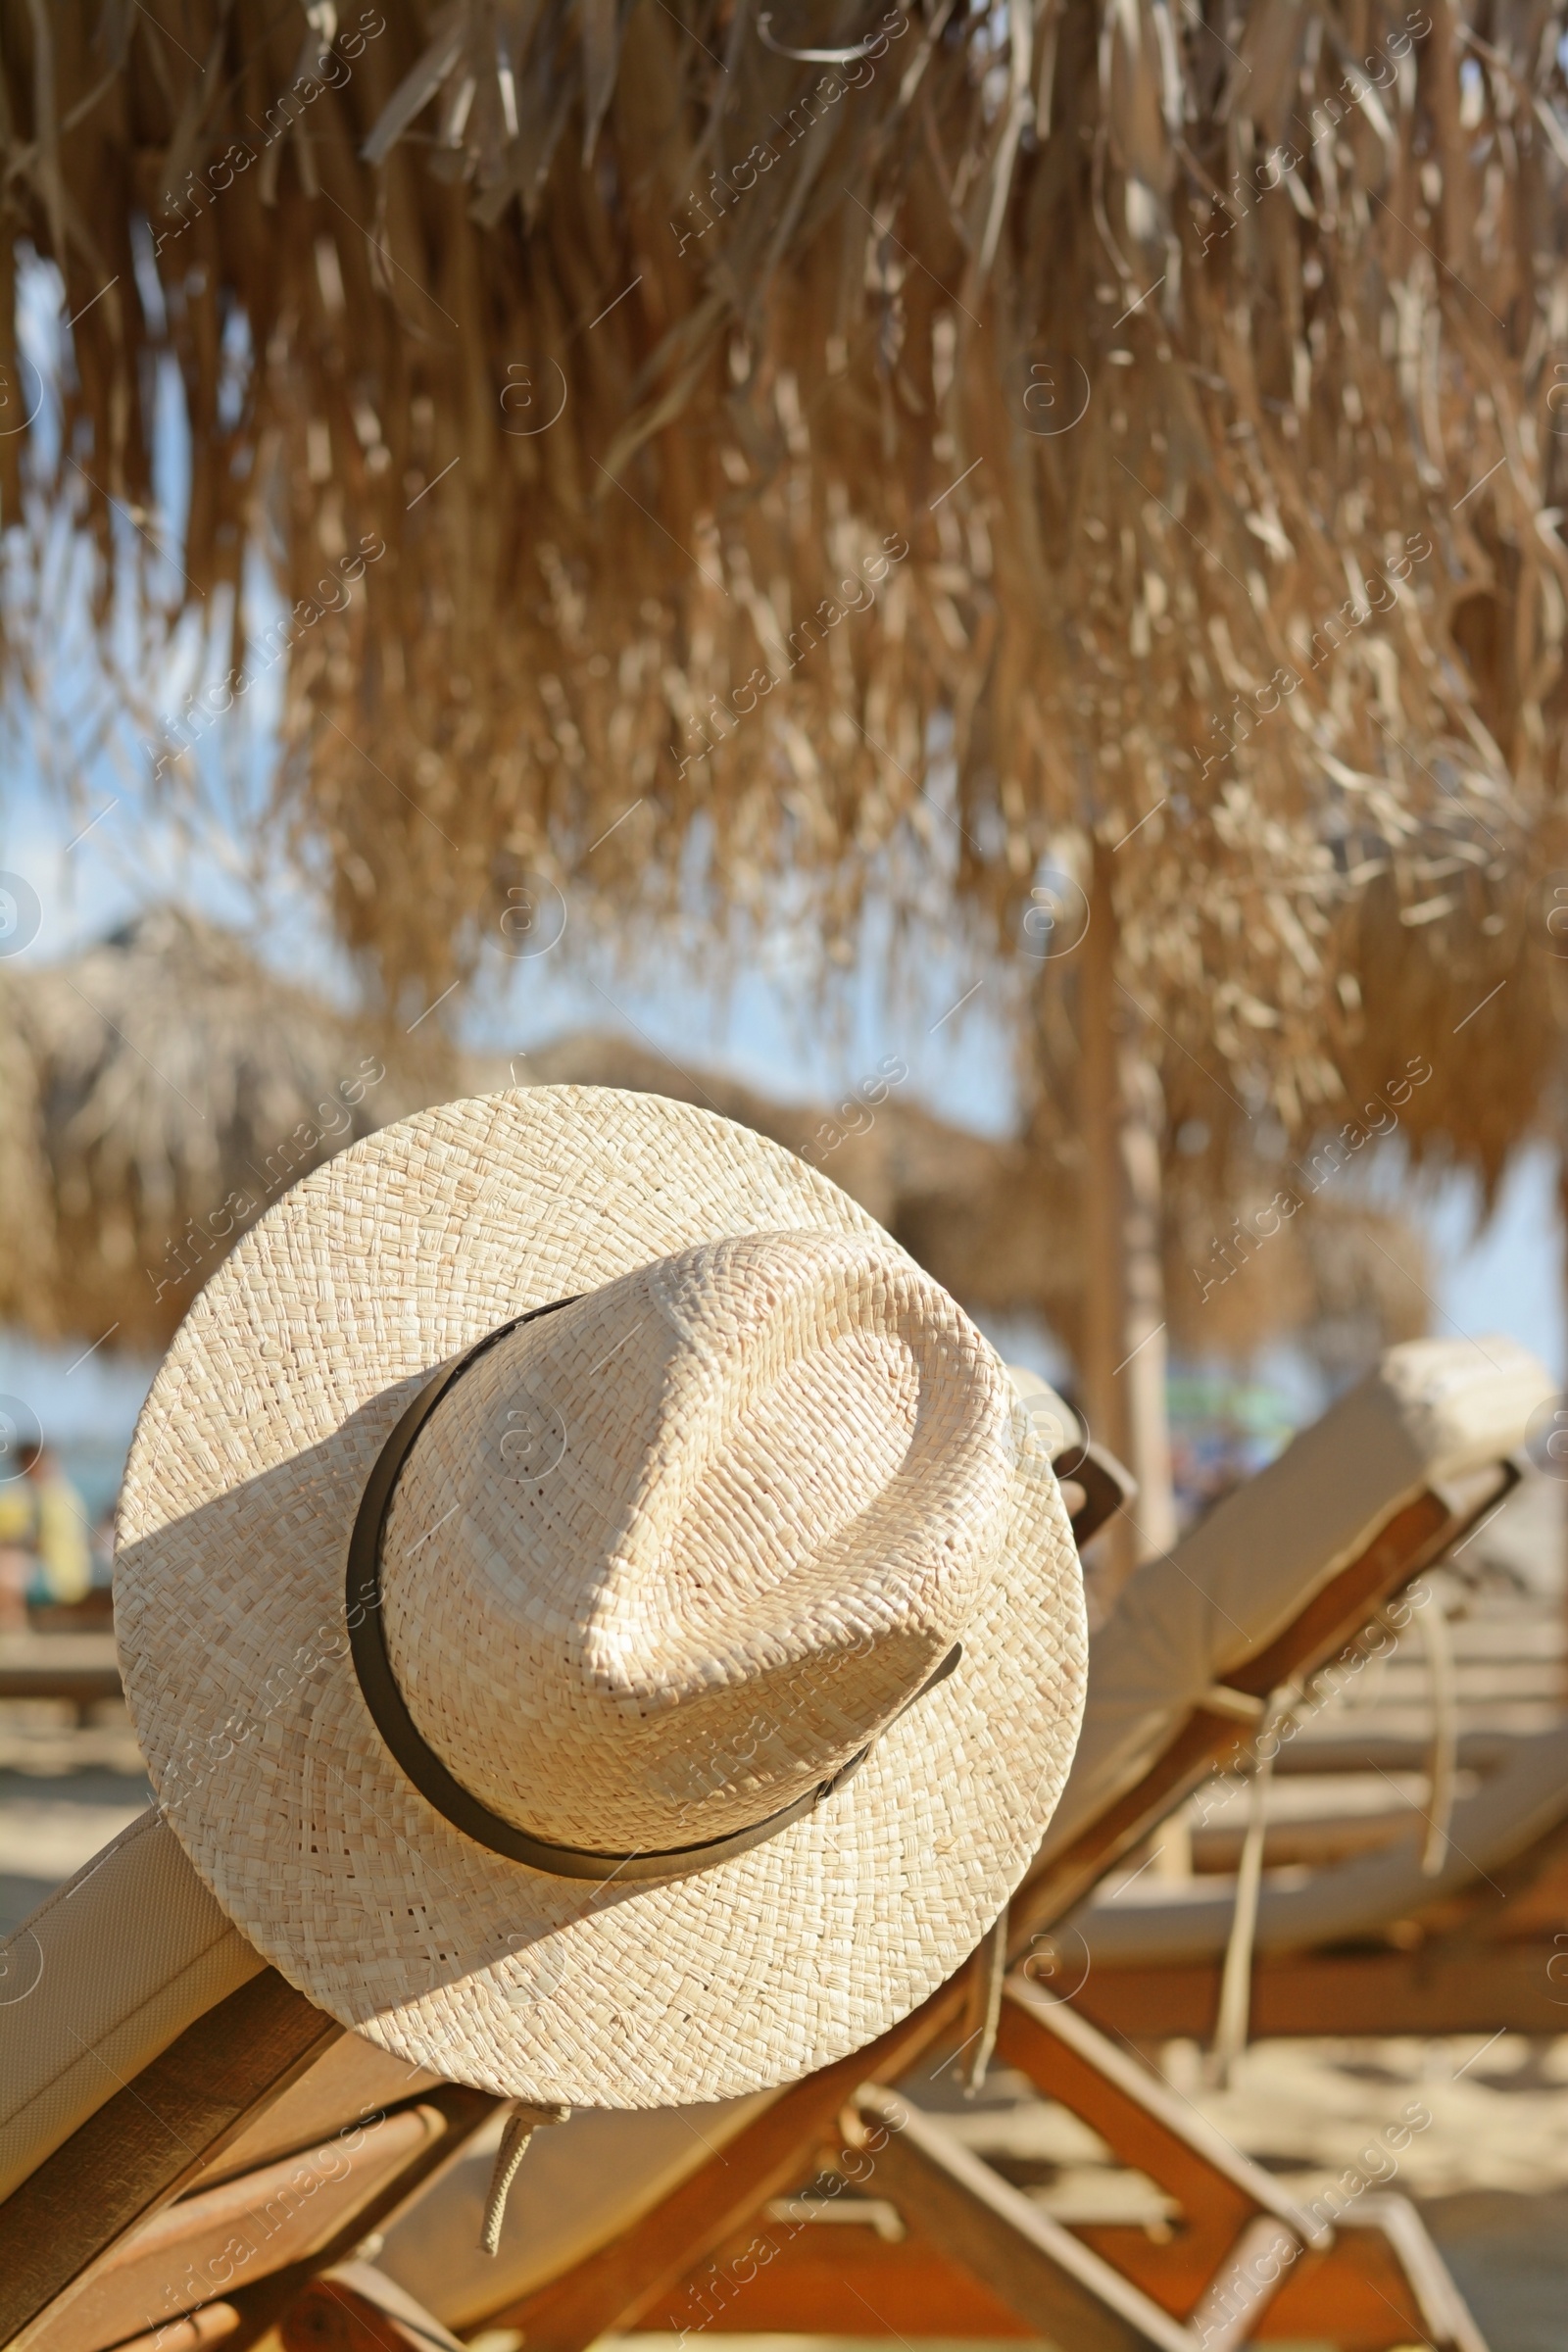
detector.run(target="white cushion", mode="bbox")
[1036,1337,1553,1861]
[0,1808,263,2206]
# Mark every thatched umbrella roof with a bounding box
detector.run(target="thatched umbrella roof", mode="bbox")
[0,0,1561,1182]
[509,1026,1429,1376]
[0,905,452,1347]
[0,0,1546,1548]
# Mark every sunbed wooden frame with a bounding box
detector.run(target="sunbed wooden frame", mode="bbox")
[484,1981,1484,2352]
[622,1987,1486,2352]
[1077,1797,1568,2041]
[470,1460,1508,2352]
[0,1629,122,1721]
[1014,1476,1508,1941]
[0,1976,497,2352]
[0,1454,1509,2352]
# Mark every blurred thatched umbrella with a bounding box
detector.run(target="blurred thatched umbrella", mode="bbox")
[0,906,1092,1348]
[0,906,452,1348]
[0,1,1560,1550]
[514,1025,1432,1380]
[0,909,1428,1419]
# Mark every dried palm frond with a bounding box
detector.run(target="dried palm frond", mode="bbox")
[0,0,1563,1169]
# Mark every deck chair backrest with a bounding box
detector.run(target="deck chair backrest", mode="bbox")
[0,1805,493,2352]
[370,1335,1549,2329]
[0,1809,263,2207]
[1034,1335,1551,1865]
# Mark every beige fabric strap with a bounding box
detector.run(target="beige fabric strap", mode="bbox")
[961,1905,1010,2091]
[1418,1595,1459,1874]
[1209,1684,1296,2083]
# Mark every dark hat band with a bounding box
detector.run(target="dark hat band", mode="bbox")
[345,1295,958,1884]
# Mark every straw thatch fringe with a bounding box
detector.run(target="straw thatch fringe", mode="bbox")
[0,0,1563,1168]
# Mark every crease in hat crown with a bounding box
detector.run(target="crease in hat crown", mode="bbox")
[376,1229,1017,1853]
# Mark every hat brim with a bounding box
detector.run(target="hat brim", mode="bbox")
[116,1089,1086,2105]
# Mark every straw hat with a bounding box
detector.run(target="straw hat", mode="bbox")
[115,1089,1086,2106]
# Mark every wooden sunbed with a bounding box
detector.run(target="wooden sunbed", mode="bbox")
[410,1337,1542,2351]
[0,1632,122,1722]
[617,1983,1488,2352]
[0,1337,1546,2352]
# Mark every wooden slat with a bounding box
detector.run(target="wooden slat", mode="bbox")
[1073,1942,1568,2041]
[1079,2225,1436,2351]
[637,2195,1449,2348]
[996,1984,1316,2272]
[183,2043,449,2200]
[1011,1487,1467,1938]
[1001,1986,1482,2346]
[221,2087,498,2352]
[634,2217,1035,2338]
[279,2260,468,2352]
[1261,2244,1435,2350]
[92,2303,242,2352]
[1185,2217,1300,2352]
[0,1969,342,2347]
[489,1971,976,2349]
[0,1661,122,1705]
[852,2087,1193,2352]
[636,1988,1464,2351]
[25,2107,444,2352]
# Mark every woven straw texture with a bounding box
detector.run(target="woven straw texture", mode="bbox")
[116,1089,1085,2106]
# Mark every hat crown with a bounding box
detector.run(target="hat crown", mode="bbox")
[378,1231,1016,1851]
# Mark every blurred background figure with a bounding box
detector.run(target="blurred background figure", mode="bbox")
[0,1440,91,1631]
